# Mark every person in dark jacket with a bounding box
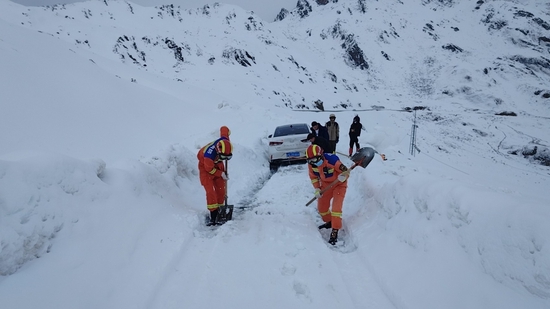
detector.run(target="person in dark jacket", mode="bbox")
[307,133,333,154]
[310,121,330,141]
[348,115,363,156]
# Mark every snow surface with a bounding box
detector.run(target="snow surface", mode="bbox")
[1,0,550,308]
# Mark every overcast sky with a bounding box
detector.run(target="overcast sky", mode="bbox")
[9,0,298,21]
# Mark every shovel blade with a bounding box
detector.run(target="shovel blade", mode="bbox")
[225,205,234,221]
[350,147,376,168]
[218,204,234,222]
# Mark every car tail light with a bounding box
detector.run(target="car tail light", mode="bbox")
[269,141,283,146]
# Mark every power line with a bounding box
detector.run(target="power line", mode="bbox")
[419,150,470,175]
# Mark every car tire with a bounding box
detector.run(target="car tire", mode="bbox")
[269,162,279,172]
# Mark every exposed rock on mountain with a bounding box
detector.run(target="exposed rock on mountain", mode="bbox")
[2,0,549,113]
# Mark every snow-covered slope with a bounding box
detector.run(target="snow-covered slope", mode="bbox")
[4,0,550,112]
[1,0,549,308]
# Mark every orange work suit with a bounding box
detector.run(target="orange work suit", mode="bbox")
[197,138,228,212]
[308,153,348,230]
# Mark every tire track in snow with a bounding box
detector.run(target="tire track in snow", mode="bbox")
[330,249,404,309]
[143,214,225,308]
[233,167,276,209]
[142,165,290,308]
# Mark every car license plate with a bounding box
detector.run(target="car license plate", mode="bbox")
[286,151,299,157]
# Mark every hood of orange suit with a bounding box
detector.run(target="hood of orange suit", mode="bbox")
[220,126,231,139]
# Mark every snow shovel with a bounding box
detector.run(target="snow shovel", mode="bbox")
[305,147,376,207]
[218,159,234,222]
[337,150,387,161]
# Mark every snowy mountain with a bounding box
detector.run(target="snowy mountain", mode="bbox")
[4,0,550,112]
[1,0,549,308]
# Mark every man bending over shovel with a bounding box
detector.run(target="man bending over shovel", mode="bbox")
[197,135,233,226]
[305,145,374,245]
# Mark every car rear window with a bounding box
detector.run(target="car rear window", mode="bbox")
[273,124,310,137]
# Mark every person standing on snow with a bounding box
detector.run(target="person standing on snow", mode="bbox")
[310,121,330,141]
[348,115,363,156]
[325,114,339,153]
[307,132,333,154]
[305,144,349,245]
[197,128,233,226]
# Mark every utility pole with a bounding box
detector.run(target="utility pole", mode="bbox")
[409,109,420,156]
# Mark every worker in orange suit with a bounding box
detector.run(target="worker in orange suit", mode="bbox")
[306,144,348,245]
[197,132,233,226]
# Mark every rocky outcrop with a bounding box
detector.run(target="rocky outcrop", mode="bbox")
[113,35,146,66]
[275,8,289,21]
[222,48,256,67]
[323,21,369,70]
[296,0,313,18]
[164,39,185,62]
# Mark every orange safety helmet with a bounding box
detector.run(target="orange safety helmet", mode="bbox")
[306,144,323,159]
[216,139,233,156]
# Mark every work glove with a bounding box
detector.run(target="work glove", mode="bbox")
[221,172,229,180]
[381,154,387,161]
[339,164,348,172]
[338,174,347,182]
[314,188,322,198]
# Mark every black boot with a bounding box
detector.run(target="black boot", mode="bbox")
[328,229,339,245]
[206,209,219,226]
[318,221,332,229]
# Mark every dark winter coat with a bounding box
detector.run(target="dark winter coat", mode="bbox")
[311,124,330,141]
[312,135,333,154]
[349,118,362,138]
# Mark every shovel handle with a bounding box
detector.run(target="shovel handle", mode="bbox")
[305,162,359,206]
[224,159,229,205]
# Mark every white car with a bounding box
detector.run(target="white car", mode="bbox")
[267,123,311,170]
